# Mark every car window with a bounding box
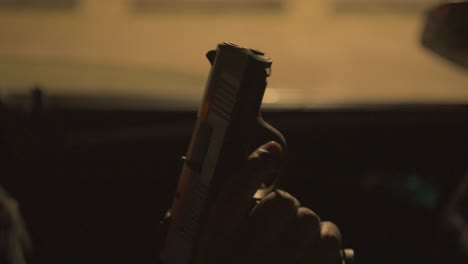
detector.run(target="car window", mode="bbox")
[1,0,467,107]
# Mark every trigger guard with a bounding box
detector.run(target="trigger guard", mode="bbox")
[254,115,287,154]
[251,116,287,200]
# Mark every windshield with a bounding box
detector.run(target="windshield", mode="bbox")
[1,0,467,108]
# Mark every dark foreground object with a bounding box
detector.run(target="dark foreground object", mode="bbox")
[1,103,467,264]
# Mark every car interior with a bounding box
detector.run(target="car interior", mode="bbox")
[1,1,467,264]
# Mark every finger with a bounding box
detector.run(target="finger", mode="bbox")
[216,141,283,215]
[263,207,322,264]
[196,142,284,262]
[233,140,283,199]
[320,221,342,264]
[235,190,300,264]
[296,221,342,264]
[205,141,283,226]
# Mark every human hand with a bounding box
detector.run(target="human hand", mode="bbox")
[195,141,344,264]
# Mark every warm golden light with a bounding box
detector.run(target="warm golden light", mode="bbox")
[0,0,466,106]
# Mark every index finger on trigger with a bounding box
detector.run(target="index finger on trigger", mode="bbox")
[217,141,284,218]
[196,141,284,255]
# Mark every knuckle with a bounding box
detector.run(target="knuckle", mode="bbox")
[297,207,321,234]
[255,190,300,216]
[321,221,342,247]
[277,190,300,208]
[270,190,301,210]
[251,190,300,218]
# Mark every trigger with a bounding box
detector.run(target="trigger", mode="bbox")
[206,50,217,65]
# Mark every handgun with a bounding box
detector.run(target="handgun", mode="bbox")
[160,42,286,264]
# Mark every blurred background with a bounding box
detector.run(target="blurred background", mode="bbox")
[1,0,467,106]
[0,1,467,264]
